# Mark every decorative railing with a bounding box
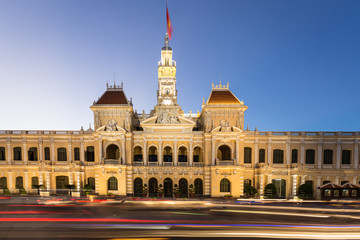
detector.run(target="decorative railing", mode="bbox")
[178,162,188,167]
[104,159,120,165]
[193,162,204,167]
[216,159,234,166]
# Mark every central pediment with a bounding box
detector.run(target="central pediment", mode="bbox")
[140,114,196,133]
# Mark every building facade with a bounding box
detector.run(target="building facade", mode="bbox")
[0,35,359,199]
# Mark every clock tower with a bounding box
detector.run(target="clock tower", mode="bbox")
[156,33,179,109]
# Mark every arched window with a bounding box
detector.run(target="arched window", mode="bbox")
[149,146,158,162]
[133,178,143,197]
[31,177,39,189]
[244,179,251,188]
[218,145,231,161]
[342,150,351,164]
[273,149,284,164]
[194,178,203,196]
[193,147,202,162]
[179,178,188,197]
[323,149,333,164]
[13,147,22,161]
[291,149,298,163]
[74,147,80,161]
[148,178,158,197]
[87,177,95,189]
[305,149,315,164]
[259,149,265,163]
[244,147,252,163]
[57,148,67,161]
[108,177,118,190]
[220,178,230,192]
[0,147,5,161]
[44,147,50,160]
[16,176,23,189]
[178,147,187,162]
[0,177,7,189]
[134,146,143,162]
[163,146,172,162]
[106,144,119,159]
[85,146,95,162]
[28,147,38,161]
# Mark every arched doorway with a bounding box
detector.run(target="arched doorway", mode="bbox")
[217,145,231,160]
[148,146,158,162]
[163,146,172,162]
[164,178,173,198]
[178,147,187,162]
[179,178,188,198]
[148,178,158,197]
[194,178,203,197]
[134,178,143,197]
[272,179,286,198]
[193,147,202,163]
[106,144,119,159]
[87,177,95,190]
[56,176,69,194]
[134,146,143,162]
[220,178,231,193]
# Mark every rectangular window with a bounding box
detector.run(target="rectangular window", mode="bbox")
[305,149,315,164]
[57,148,67,161]
[85,146,95,162]
[31,177,39,189]
[273,149,284,164]
[324,189,331,197]
[291,149,298,163]
[44,147,50,160]
[323,149,333,164]
[244,147,252,163]
[342,150,351,164]
[259,149,265,163]
[0,147,5,161]
[74,148,80,161]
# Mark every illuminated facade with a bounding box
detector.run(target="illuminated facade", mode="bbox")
[0,35,359,199]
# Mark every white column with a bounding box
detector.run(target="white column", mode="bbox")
[286,143,291,165]
[51,140,55,162]
[69,173,73,185]
[354,141,359,169]
[23,140,27,163]
[158,141,163,166]
[46,172,50,191]
[174,141,178,166]
[68,142,72,163]
[292,175,297,196]
[24,172,29,191]
[80,140,85,164]
[7,140,11,164]
[121,138,126,165]
[239,176,244,196]
[236,139,240,166]
[300,144,305,165]
[98,139,102,164]
[317,143,322,169]
[39,172,43,185]
[8,172,13,192]
[39,140,43,162]
[260,175,264,195]
[76,172,80,191]
[336,143,341,169]
[143,141,147,166]
[254,141,259,165]
[189,141,193,166]
[211,140,215,166]
[267,143,272,165]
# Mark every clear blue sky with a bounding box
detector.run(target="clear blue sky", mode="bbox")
[0,0,359,131]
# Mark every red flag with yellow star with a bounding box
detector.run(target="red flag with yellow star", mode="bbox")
[166,5,173,39]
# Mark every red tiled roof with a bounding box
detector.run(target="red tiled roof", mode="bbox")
[341,182,360,189]
[95,90,129,105]
[319,182,342,189]
[207,90,241,105]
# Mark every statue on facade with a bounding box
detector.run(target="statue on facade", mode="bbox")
[125,113,131,131]
[205,114,212,132]
[219,119,231,132]
[106,119,117,131]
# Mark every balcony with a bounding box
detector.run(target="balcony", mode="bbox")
[133,162,143,166]
[193,162,204,167]
[178,162,188,167]
[104,159,120,165]
[163,162,173,166]
[216,159,234,166]
[148,162,158,166]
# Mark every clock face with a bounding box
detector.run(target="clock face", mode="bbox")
[164,88,171,94]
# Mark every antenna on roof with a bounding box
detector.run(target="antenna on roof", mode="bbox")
[121,82,123,89]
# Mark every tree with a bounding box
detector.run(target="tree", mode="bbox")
[157,184,164,197]
[32,184,44,195]
[188,184,195,198]
[173,184,180,198]
[65,184,76,195]
[15,185,26,195]
[264,183,277,199]
[297,183,313,199]
[142,184,148,197]
[83,184,94,195]
[244,184,258,198]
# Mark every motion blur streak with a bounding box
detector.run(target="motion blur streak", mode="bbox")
[0,211,65,214]
[219,232,360,239]
[211,209,329,218]
[108,238,169,240]
[0,218,211,223]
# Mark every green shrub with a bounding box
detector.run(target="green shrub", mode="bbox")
[264,183,277,199]
[297,184,313,199]
[244,185,258,198]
